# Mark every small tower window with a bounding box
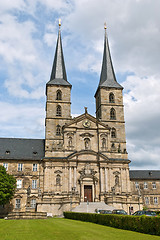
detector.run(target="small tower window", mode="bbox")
[111,128,116,138]
[110,108,116,120]
[56,90,62,100]
[56,105,62,116]
[56,125,61,136]
[109,93,115,103]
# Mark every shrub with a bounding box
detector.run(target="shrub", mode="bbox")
[63,212,160,236]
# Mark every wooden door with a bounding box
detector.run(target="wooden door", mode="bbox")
[84,185,93,202]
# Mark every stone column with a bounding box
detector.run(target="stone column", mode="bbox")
[108,168,111,192]
[121,168,126,192]
[104,168,108,192]
[126,168,128,192]
[74,167,77,189]
[69,167,72,192]
[126,169,131,192]
[100,168,104,192]
[63,167,67,192]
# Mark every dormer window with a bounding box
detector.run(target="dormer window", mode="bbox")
[56,105,62,116]
[56,90,62,100]
[109,92,115,103]
[5,150,10,155]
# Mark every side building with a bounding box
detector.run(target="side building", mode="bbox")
[0,23,159,216]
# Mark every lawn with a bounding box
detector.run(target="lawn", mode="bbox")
[0,218,160,240]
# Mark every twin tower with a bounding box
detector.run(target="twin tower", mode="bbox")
[36,22,139,215]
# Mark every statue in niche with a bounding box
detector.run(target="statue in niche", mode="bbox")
[27,185,31,196]
[102,138,106,149]
[68,137,72,147]
[84,138,90,150]
[115,175,119,186]
[56,174,61,186]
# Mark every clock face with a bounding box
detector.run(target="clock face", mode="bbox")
[83,119,91,128]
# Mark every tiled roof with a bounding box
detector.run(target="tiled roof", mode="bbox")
[129,170,160,180]
[0,138,45,160]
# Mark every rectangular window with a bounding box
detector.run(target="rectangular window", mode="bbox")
[15,199,21,209]
[152,182,156,189]
[144,182,148,189]
[31,199,36,208]
[33,164,37,172]
[17,179,22,189]
[145,197,149,205]
[3,163,8,171]
[154,197,158,204]
[135,182,139,189]
[32,180,37,189]
[18,163,23,171]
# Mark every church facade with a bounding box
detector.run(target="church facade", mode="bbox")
[0,23,160,216]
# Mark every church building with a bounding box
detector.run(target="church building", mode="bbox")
[0,22,160,217]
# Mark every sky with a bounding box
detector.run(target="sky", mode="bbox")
[0,0,160,170]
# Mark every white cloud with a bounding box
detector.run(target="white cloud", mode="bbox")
[0,101,45,138]
[0,0,160,171]
[124,74,160,169]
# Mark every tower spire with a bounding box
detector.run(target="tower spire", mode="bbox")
[47,20,71,87]
[97,23,123,90]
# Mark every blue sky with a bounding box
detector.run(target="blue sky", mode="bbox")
[0,0,160,170]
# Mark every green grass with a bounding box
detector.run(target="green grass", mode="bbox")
[0,218,160,240]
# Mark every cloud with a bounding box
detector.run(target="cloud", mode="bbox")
[0,101,45,138]
[0,0,160,171]
[123,74,160,169]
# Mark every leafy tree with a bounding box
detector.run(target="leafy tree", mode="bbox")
[0,166,16,205]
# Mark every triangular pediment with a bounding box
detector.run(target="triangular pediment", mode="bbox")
[63,112,110,130]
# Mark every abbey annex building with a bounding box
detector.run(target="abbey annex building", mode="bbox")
[0,24,160,216]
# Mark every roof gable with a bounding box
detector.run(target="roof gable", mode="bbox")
[63,112,110,130]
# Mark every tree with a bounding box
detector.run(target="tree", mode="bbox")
[0,166,16,205]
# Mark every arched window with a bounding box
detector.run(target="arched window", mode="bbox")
[56,174,61,186]
[111,128,116,138]
[110,108,116,120]
[56,105,61,116]
[56,125,61,136]
[109,92,115,103]
[56,90,62,100]
[84,138,90,150]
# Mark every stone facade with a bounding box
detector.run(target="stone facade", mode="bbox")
[0,25,159,216]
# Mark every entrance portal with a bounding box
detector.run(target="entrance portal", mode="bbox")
[84,185,93,202]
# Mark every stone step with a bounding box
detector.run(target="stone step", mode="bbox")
[7,211,47,220]
[72,202,114,213]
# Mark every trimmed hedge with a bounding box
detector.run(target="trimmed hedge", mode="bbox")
[63,212,160,236]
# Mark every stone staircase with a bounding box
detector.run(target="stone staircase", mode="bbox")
[7,211,47,220]
[72,202,114,213]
